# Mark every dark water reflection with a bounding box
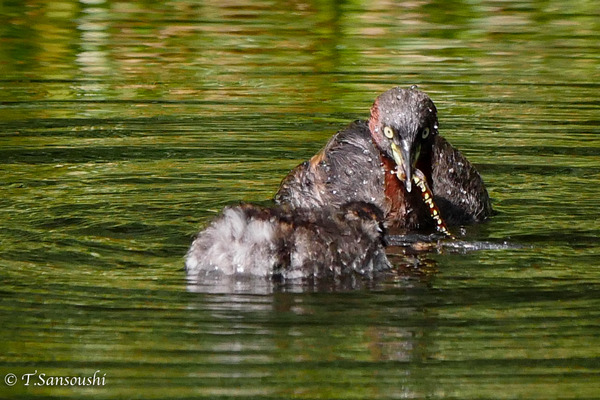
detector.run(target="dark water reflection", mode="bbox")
[1,1,599,399]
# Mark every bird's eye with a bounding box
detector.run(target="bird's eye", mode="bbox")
[384,126,394,139]
[422,127,430,139]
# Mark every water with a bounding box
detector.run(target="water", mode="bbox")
[1,1,599,398]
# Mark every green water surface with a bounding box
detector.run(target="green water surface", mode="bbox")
[1,1,599,399]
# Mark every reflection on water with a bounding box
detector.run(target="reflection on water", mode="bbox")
[1,0,599,399]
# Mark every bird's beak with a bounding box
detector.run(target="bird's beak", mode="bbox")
[391,139,414,192]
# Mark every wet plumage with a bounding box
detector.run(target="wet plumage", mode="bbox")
[185,202,390,282]
[276,87,493,231]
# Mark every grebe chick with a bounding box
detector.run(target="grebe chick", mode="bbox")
[185,201,390,283]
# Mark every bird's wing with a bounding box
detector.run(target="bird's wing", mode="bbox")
[275,121,385,210]
[431,135,493,224]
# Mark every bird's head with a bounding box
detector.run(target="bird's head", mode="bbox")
[368,86,439,192]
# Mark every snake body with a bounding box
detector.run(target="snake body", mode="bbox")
[412,169,454,239]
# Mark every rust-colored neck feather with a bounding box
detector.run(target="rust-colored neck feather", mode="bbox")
[368,99,385,150]
[380,154,407,223]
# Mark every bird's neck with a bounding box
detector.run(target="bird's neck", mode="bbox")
[415,145,434,188]
[379,148,435,230]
